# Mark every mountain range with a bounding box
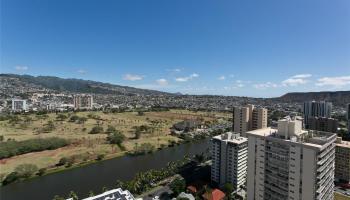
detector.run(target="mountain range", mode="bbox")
[1,74,349,105]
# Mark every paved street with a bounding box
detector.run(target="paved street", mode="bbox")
[335,186,350,197]
[139,186,172,200]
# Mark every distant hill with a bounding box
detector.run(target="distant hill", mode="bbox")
[277,91,350,105]
[0,74,170,96]
[1,74,349,106]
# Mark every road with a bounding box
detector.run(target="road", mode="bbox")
[335,186,350,197]
[138,186,172,200]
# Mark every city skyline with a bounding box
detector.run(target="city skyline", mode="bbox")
[1,0,350,97]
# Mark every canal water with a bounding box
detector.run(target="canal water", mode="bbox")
[0,139,210,200]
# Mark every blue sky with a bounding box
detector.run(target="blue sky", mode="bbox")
[1,0,350,97]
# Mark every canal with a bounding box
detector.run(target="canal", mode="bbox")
[0,139,210,200]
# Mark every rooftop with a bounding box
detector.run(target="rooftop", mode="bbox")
[213,132,247,144]
[72,188,135,200]
[336,137,350,148]
[246,119,337,148]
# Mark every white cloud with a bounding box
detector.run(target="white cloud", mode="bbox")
[218,76,226,80]
[236,83,244,88]
[282,78,308,86]
[175,73,199,82]
[282,74,312,86]
[15,65,28,71]
[223,80,247,89]
[316,76,350,88]
[77,69,86,74]
[175,77,189,82]
[123,74,143,81]
[156,78,168,86]
[167,68,183,73]
[253,82,278,89]
[291,74,312,79]
[191,73,199,78]
[173,68,181,72]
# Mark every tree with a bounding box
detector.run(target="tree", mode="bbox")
[115,180,125,189]
[0,137,69,159]
[223,183,233,199]
[89,126,104,134]
[52,195,65,200]
[77,117,88,125]
[57,157,68,166]
[194,153,205,163]
[37,168,47,176]
[69,115,79,122]
[169,178,186,196]
[0,135,4,142]
[15,164,38,178]
[102,186,108,192]
[88,191,95,197]
[2,172,19,185]
[56,114,67,121]
[96,154,105,160]
[68,191,79,200]
[105,125,117,134]
[134,128,141,139]
[107,131,125,145]
[43,120,56,132]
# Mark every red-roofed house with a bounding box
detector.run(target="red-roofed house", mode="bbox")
[187,185,197,194]
[202,189,225,200]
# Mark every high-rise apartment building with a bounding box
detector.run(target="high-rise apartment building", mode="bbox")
[335,137,350,183]
[232,104,267,137]
[246,118,336,200]
[211,132,248,191]
[306,116,338,133]
[303,101,332,128]
[73,95,93,110]
[11,99,27,112]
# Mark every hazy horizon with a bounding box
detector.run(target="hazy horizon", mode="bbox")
[3,73,350,99]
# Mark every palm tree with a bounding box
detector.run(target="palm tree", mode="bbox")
[88,191,94,197]
[68,191,78,200]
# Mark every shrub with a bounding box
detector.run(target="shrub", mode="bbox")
[2,172,19,185]
[96,154,105,160]
[89,126,104,134]
[132,143,155,155]
[15,164,38,178]
[77,117,87,124]
[69,115,79,122]
[169,178,186,196]
[37,168,47,176]
[57,157,68,166]
[0,137,69,159]
[56,114,67,121]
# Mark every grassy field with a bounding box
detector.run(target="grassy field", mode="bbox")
[0,109,229,177]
